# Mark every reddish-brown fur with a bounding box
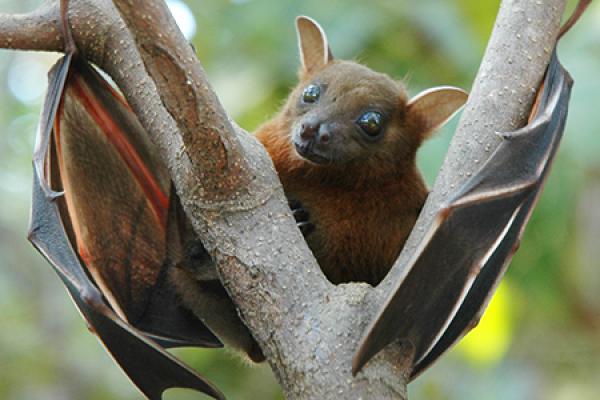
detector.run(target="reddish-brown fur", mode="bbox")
[255,60,431,285]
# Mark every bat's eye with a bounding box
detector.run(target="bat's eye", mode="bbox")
[357,111,383,137]
[302,84,321,103]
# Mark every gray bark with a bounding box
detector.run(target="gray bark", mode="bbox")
[0,0,566,398]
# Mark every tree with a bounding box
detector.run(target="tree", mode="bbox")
[0,0,568,398]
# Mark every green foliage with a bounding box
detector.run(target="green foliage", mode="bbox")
[1,1,599,399]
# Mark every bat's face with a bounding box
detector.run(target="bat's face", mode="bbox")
[286,60,414,168]
[278,16,466,183]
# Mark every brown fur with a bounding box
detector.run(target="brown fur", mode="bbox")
[255,59,430,285]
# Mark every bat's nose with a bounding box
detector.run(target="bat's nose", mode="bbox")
[300,121,331,145]
[300,121,319,140]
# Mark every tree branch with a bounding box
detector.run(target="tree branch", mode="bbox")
[378,0,567,296]
[0,1,63,51]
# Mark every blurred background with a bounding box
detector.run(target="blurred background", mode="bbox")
[1,0,599,399]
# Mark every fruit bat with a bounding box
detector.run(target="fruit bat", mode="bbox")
[26,2,582,399]
[28,47,574,399]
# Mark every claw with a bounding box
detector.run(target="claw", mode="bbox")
[297,221,315,236]
[289,199,314,237]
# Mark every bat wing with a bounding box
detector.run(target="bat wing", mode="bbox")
[29,54,224,399]
[353,51,573,377]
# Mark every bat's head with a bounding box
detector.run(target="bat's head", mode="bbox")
[281,16,467,180]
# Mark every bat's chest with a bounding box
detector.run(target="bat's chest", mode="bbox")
[288,183,420,285]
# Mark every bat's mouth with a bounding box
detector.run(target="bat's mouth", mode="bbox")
[294,142,331,164]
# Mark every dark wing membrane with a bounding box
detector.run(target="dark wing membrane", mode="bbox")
[29,173,224,400]
[410,53,571,378]
[29,55,223,399]
[353,52,573,376]
[56,57,170,323]
[52,57,220,347]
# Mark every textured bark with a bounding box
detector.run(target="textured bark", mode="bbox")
[0,0,566,398]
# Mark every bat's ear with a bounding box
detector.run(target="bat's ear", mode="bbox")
[296,16,334,75]
[407,86,468,140]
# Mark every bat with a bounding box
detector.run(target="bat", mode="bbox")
[28,52,225,399]
[26,1,586,398]
[352,50,574,376]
